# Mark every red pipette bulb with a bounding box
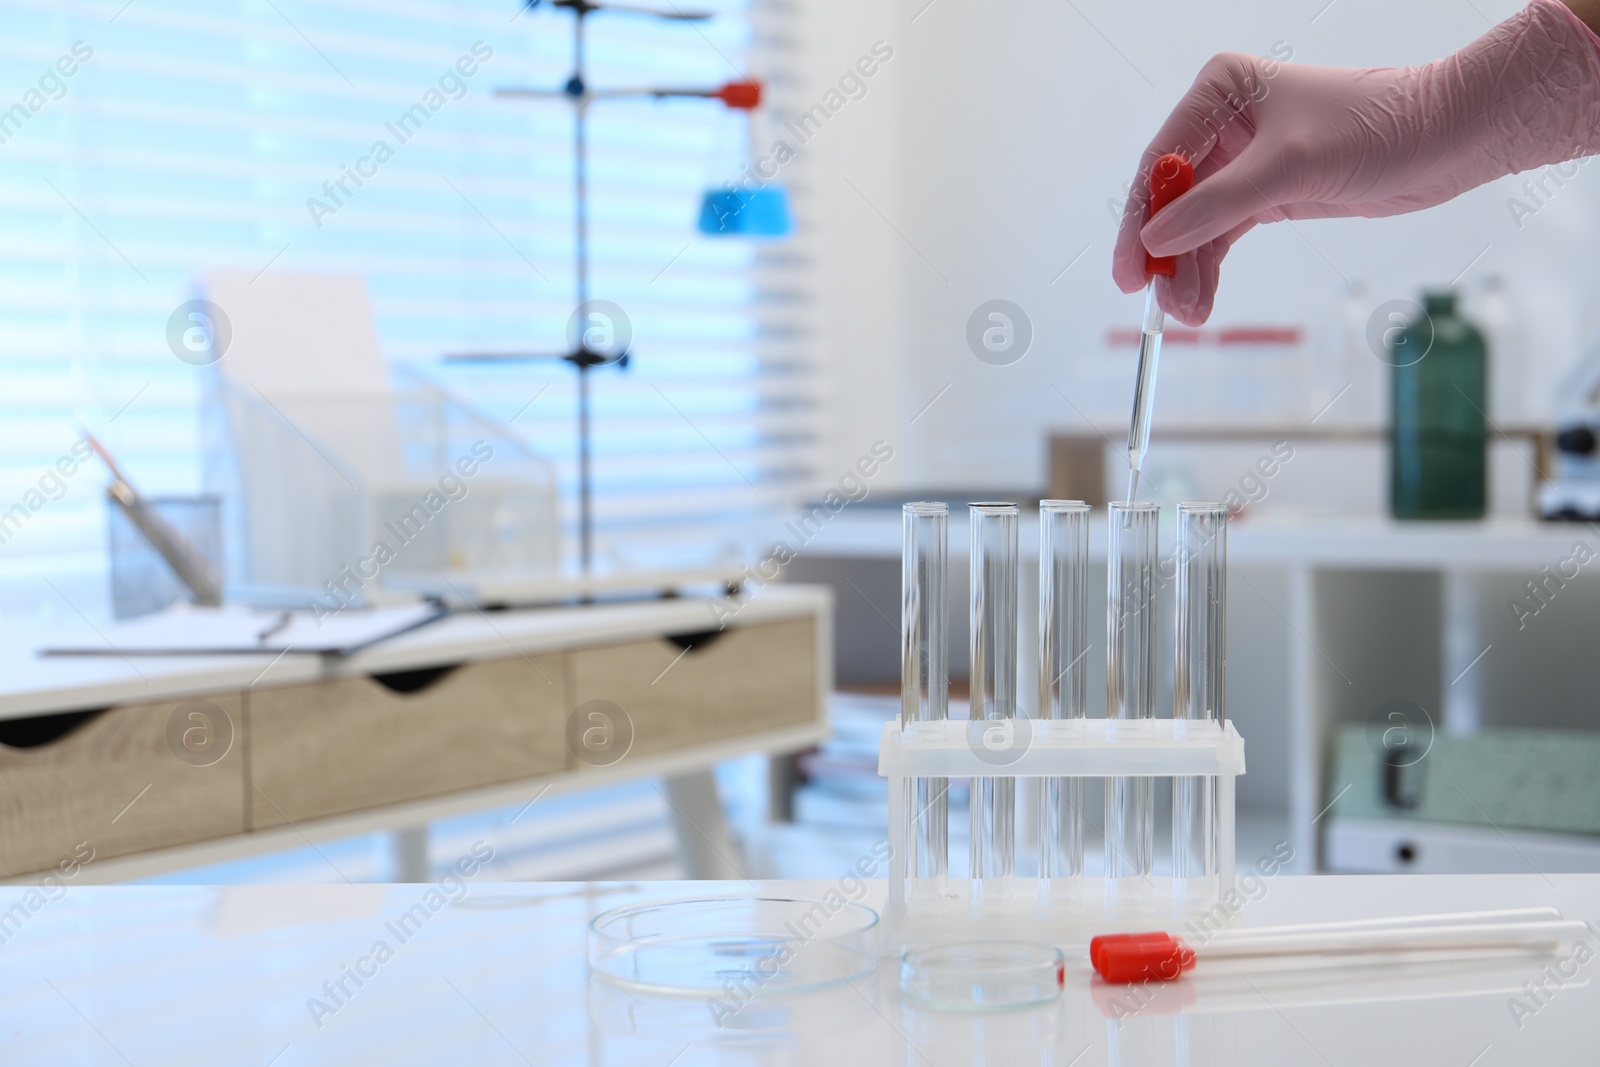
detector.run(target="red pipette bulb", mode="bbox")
[716,80,762,109]
[1143,152,1194,277]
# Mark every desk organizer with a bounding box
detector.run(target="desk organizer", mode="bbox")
[882,500,1246,949]
[209,364,558,600]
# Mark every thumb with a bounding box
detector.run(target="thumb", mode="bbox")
[1141,146,1288,257]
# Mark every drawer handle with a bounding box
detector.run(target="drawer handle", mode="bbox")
[1382,745,1422,811]
[0,708,109,750]
[664,628,728,654]
[369,664,461,695]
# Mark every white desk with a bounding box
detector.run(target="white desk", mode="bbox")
[0,587,831,883]
[0,586,823,721]
[1,874,1593,1065]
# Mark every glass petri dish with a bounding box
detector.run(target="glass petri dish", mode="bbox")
[588,968,882,1045]
[900,942,1065,1012]
[588,896,879,996]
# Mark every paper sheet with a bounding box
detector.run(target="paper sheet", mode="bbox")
[39,602,446,657]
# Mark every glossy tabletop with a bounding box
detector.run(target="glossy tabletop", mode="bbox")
[2,874,1595,1065]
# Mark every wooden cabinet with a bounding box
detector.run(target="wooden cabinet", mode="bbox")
[248,656,565,827]
[0,695,245,877]
[0,591,829,880]
[566,618,816,764]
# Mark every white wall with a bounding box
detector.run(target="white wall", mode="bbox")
[795,0,1600,496]
[779,0,914,486]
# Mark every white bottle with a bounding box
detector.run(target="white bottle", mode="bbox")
[1464,274,1519,424]
[1337,280,1382,428]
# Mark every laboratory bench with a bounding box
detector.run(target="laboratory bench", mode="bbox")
[0,585,831,884]
[1,873,1593,1064]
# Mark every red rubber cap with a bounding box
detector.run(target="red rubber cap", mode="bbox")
[1089,931,1171,972]
[1143,152,1195,278]
[1093,933,1195,984]
[717,80,762,110]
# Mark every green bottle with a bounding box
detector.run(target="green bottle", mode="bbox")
[1389,290,1487,520]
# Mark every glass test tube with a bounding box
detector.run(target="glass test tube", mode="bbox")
[1173,504,1227,888]
[969,503,1018,889]
[1039,501,1090,884]
[1105,502,1158,892]
[902,503,949,887]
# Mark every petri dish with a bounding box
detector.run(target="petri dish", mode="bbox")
[588,968,882,1045]
[588,896,879,996]
[900,942,1065,1012]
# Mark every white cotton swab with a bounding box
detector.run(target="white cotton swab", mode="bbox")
[1200,906,1562,942]
[1199,920,1586,960]
[1093,908,1590,984]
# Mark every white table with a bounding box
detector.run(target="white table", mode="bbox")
[3,874,1593,1064]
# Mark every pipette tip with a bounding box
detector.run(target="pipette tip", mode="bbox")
[1125,469,1140,505]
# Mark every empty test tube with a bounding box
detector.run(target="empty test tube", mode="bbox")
[969,503,1018,889]
[1105,502,1158,894]
[902,503,949,887]
[1039,501,1090,884]
[1173,504,1227,890]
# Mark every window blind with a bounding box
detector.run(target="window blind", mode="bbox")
[0,0,816,614]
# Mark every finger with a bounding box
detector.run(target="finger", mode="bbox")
[1142,141,1295,256]
[1163,220,1252,326]
[1275,200,1362,222]
[1184,238,1226,326]
[1112,193,1152,294]
[1159,254,1206,327]
[1114,53,1264,291]
[1152,273,1179,321]
[1163,251,1202,317]
[1144,53,1265,172]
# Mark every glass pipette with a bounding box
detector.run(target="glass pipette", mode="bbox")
[1124,152,1194,503]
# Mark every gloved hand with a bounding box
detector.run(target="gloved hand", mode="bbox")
[1112,0,1600,325]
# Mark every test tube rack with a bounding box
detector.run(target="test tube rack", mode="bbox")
[880,718,1246,944]
[881,501,1247,950]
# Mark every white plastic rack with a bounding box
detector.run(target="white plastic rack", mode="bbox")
[881,500,1247,949]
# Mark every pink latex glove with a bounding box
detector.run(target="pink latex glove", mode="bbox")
[1112,0,1600,325]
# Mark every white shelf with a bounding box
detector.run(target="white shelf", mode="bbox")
[804,509,1587,572]
[1326,817,1600,875]
[804,510,1586,875]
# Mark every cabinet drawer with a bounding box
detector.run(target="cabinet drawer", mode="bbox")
[249,655,565,828]
[0,695,245,877]
[567,617,817,764]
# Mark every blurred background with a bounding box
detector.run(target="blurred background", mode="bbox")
[3,0,1599,888]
